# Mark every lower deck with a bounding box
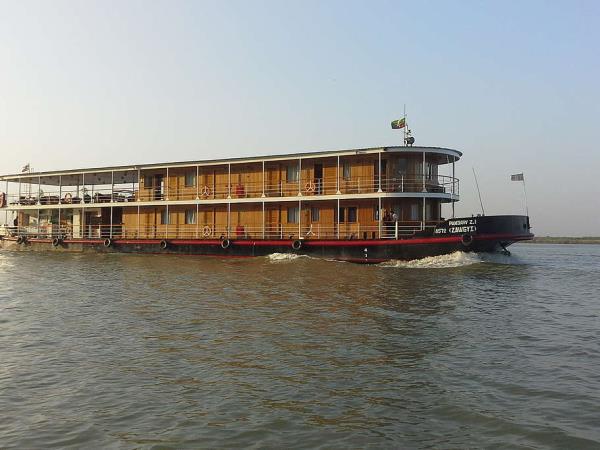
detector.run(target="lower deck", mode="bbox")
[10,198,445,241]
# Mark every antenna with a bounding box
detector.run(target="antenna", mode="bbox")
[472,167,485,215]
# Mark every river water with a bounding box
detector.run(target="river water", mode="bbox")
[0,244,598,449]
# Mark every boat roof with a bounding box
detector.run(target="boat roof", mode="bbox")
[0,145,462,185]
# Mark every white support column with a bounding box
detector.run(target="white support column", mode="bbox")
[18,178,21,204]
[37,208,40,237]
[261,161,266,198]
[298,158,302,196]
[57,175,61,237]
[262,201,265,239]
[196,165,200,200]
[377,152,383,193]
[336,198,340,239]
[422,197,426,230]
[196,202,199,238]
[37,176,41,205]
[378,196,382,239]
[165,204,169,239]
[165,167,169,200]
[110,171,114,238]
[82,172,86,237]
[298,199,301,238]
[227,163,231,199]
[422,151,426,192]
[227,202,230,238]
[336,156,341,195]
[137,168,141,202]
[137,204,140,238]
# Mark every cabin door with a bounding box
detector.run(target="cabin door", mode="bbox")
[314,164,323,194]
[153,175,164,200]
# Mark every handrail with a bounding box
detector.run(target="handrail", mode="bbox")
[3,174,459,205]
[3,220,439,241]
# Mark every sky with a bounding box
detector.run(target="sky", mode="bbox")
[0,0,599,236]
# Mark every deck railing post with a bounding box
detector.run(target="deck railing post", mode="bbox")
[336,198,340,239]
[422,197,426,231]
[37,175,41,205]
[227,202,230,238]
[194,202,198,239]
[395,220,398,239]
[18,177,21,205]
[336,156,341,195]
[110,171,114,238]
[298,158,302,197]
[227,163,231,199]
[378,197,382,239]
[262,201,265,239]
[196,165,200,200]
[262,161,266,198]
[165,167,169,200]
[378,151,383,193]
[422,151,426,192]
[298,199,301,238]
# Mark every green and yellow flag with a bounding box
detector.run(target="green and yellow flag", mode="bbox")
[391,118,406,129]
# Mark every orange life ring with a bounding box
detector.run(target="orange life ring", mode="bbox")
[304,182,315,193]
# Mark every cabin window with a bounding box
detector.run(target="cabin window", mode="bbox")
[144,175,153,189]
[338,207,345,223]
[310,207,320,222]
[185,171,196,187]
[287,164,299,182]
[185,209,196,225]
[161,210,169,225]
[343,161,351,180]
[347,207,357,223]
[287,206,299,223]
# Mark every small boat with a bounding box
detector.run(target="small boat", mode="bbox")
[0,145,533,262]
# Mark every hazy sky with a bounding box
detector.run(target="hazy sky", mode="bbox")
[1,0,599,235]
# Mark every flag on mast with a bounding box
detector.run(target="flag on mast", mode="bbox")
[511,173,524,181]
[391,118,406,129]
[22,163,30,173]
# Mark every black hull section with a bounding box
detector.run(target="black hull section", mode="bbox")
[1,215,533,263]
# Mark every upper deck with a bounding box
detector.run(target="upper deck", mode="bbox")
[1,145,461,208]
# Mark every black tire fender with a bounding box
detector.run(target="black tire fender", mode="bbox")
[160,240,168,250]
[52,237,60,247]
[103,238,112,247]
[292,239,302,250]
[220,238,231,249]
[461,234,474,247]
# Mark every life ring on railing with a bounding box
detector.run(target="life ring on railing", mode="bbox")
[220,238,231,249]
[16,235,25,245]
[292,239,302,250]
[160,240,168,250]
[103,238,112,247]
[304,181,316,193]
[52,237,61,247]
[200,186,211,197]
[63,192,73,204]
[461,234,474,248]
[202,225,212,237]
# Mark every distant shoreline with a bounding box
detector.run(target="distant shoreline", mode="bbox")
[522,237,600,245]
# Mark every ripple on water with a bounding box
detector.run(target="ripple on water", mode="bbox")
[0,245,599,448]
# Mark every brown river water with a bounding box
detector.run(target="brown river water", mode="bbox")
[0,244,599,449]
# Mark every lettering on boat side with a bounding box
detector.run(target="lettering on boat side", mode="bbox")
[434,218,477,235]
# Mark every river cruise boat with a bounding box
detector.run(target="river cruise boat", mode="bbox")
[0,145,533,262]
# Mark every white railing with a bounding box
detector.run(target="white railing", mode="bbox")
[3,220,440,241]
[3,174,459,206]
